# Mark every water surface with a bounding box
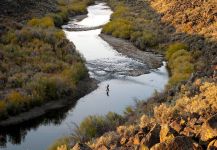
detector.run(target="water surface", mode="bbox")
[0,2,168,150]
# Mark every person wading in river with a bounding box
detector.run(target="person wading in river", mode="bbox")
[106,84,109,96]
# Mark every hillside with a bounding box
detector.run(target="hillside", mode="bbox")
[0,0,94,123]
[53,0,217,149]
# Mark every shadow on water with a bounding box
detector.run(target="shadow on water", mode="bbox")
[0,101,78,148]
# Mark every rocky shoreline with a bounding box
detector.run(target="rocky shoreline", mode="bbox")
[100,34,163,70]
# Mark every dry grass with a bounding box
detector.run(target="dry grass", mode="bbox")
[150,0,217,41]
[154,81,217,123]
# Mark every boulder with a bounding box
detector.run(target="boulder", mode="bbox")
[97,145,108,150]
[188,118,198,128]
[126,137,134,147]
[180,127,196,137]
[150,142,167,150]
[140,124,161,148]
[133,135,141,145]
[192,142,203,150]
[160,124,178,143]
[120,137,128,145]
[72,143,91,150]
[207,139,217,150]
[133,131,144,145]
[170,120,183,133]
[200,114,217,142]
[166,136,201,150]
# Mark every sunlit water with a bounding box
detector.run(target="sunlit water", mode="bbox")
[0,2,169,150]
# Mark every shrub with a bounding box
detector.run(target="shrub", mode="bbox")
[102,19,133,39]
[166,43,194,87]
[130,31,142,42]
[26,75,71,102]
[41,63,62,73]
[1,30,17,44]
[0,101,6,113]
[58,9,69,22]
[49,13,64,27]
[5,91,30,114]
[7,73,28,88]
[57,0,67,6]
[27,17,54,28]
[47,137,71,150]
[68,2,87,14]
[58,0,93,18]
[124,106,133,115]
[155,82,217,123]
[6,91,27,105]
[61,62,88,85]
[0,101,7,119]
[169,49,190,63]
[140,30,158,47]
[72,112,124,142]
[111,5,129,19]
[166,42,188,59]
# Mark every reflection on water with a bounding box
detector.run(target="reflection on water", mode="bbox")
[0,2,169,150]
[0,101,76,148]
[63,2,112,29]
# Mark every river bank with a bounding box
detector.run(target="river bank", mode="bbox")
[0,78,97,127]
[0,2,170,150]
[62,0,217,149]
[100,34,163,70]
[0,0,97,124]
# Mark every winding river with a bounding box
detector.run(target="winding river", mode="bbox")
[0,2,168,150]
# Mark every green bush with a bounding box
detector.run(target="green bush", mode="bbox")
[58,9,69,22]
[102,19,133,39]
[68,2,87,14]
[0,101,7,119]
[168,73,191,86]
[58,0,93,17]
[166,42,188,59]
[61,62,88,85]
[1,30,17,44]
[140,30,158,47]
[72,112,124,142]
[49,13,64,27]
[26,75,71,102]
[5,91,30,115]
[169,49,190,62]
[27,17,54,28]
[130,31,142,42]
[166,43,194,87]
[111,5,129,19]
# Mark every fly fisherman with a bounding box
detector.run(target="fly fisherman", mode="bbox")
[106,84,109,96]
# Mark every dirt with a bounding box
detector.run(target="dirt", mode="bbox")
[0,78,98,127]
[100,34,164,70]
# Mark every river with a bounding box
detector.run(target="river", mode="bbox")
[0,2,168,150]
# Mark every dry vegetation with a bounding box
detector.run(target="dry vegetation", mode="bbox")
[53,0,217,149]
[150,0,217,41]
[102,0,200,87]
[56,79,217,150]
[0,0,93,120]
